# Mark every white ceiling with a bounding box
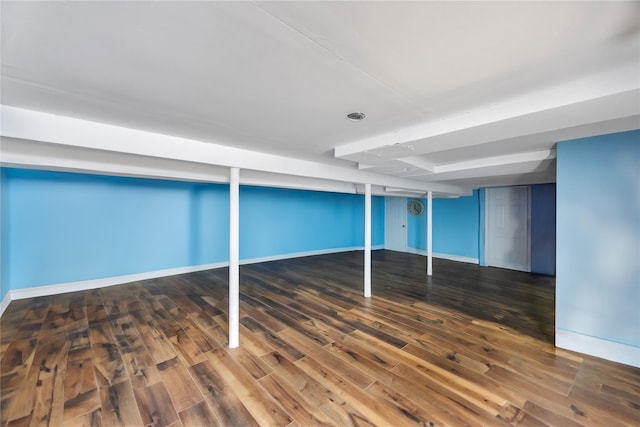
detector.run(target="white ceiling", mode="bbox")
[1,1,639,196]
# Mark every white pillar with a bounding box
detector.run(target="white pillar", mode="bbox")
[229,167,240,348]
[427,190,433,276]
[364,183,372,297]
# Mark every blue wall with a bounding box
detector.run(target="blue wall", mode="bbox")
[557,130,639,350]
[531,183,556,275]
[407,190,480,260]
[1,168,383,301]
[5,169,229,294]
[478,188,486,266]
[1,169,9,302]
[240,186,383,259]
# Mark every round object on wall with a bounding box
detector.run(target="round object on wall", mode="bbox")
[407,199,424,216]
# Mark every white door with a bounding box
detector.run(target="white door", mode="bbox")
[385,197,407,252]
[485,187,531,272]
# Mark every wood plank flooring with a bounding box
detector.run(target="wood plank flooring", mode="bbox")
[1,250,638,426]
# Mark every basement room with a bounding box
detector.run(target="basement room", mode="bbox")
[1,1,639,426]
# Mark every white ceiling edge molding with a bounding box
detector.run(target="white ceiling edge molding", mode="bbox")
[237,170,358,194]
[383,187,456,199]
[384,187,427,194]
[449,166,557,190]
[394,156,436,173]
[334,62,640,160]
[417,159,556,183]
[397,149,556,177]
[0,106,468,196]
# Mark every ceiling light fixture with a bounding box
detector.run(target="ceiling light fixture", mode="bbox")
[347,112,366,121]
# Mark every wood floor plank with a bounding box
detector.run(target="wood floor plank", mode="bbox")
[0,250,637,427]
[99,380,144,426]
[156,357,203,413]
[295,353,430,427]
[240,316,305,362]
[223,346,272,381]
[178,401,220,427]
[5,333,71,424]
[62,358,101,422]
[30,338,69,427]
[365,379,467,427]
[188,359,259,427]
[109,313,162,389]
[257,373,336,427]
[89,320,127,387]
[260,351,346,409]
[207,349,293,427]
[128,309,177,365]
[62,407,103,427]
[278,327,374,390]
[0,337,38,391]
[133,381,180,427]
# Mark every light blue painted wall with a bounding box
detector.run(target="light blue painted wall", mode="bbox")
[2,168,384,294]
[240,186,384,260]
[407,190,480,260]
[407,199,424,250]
[6,169,229,291]
[557,130,640,349]
[1,169,9,301]
[478,188,486,266]
[531,183,556,275]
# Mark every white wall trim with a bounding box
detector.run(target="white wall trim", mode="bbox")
[1,292,12,317]
[238,245,384,266]
[556,328,640,368]
[0,245,385,317]
[2,261,228,308]
[406,247,479,264]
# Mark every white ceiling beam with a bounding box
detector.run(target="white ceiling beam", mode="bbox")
[357,163,375,170]
[396,156,435,173]
[436,149,555,174]
[384,187,426,194]
[420,159,556,182]
[334,63,639,160]
[0,106,469,196]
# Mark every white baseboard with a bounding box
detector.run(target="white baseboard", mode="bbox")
[1,291,11,317]
[0,245,385,317]
[238,245,383,265]
[405,247,479,264]
[556,328,640,368]
[1,261,228,316]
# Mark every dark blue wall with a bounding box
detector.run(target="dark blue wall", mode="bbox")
[531,183,556,275]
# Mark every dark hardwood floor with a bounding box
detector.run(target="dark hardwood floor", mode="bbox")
[1,251,638,426]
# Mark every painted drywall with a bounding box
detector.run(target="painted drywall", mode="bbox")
[2,168,383,295]
[5,168,230,291]
[556,130,639,365]
[531,183,556,275]
[240,186,384,260]
[1,169,9,302]
[478,188,486,266]
[407,190,480,260]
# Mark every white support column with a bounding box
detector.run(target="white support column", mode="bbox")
[229,167,240,348]
[364,183,372,297]
[427,190,433,276]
